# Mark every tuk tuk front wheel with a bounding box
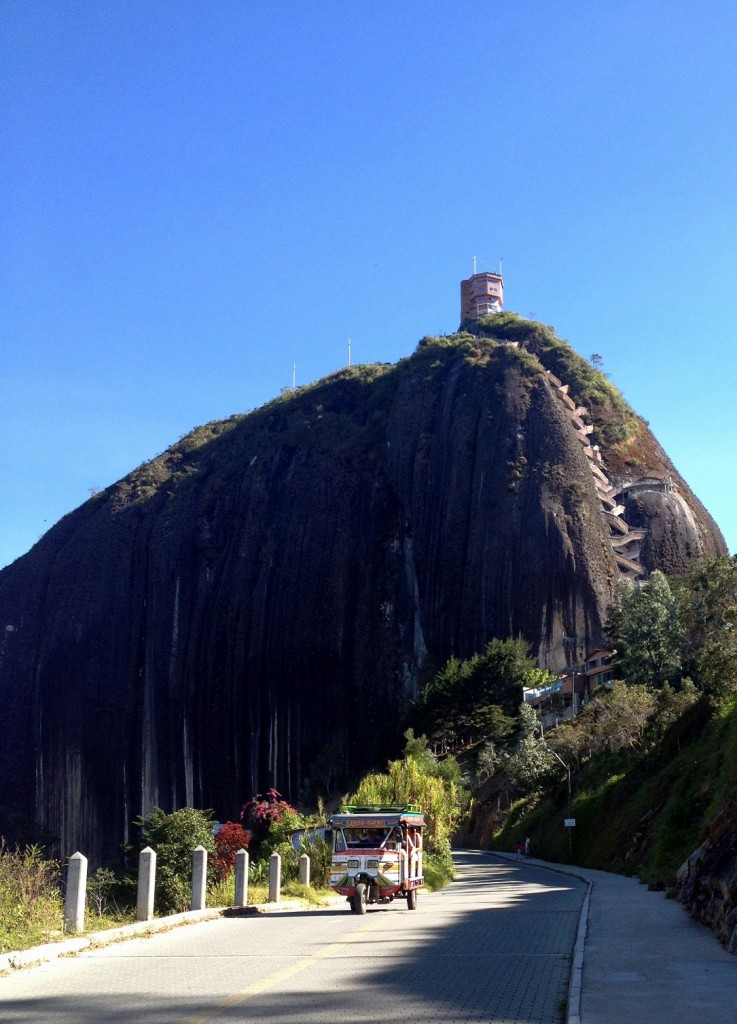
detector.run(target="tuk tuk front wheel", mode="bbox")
[353,882,368,915]
[406,887,418,910]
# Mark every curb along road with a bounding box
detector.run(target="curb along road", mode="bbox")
[566,879,591,1024]
[484,851,592,1024]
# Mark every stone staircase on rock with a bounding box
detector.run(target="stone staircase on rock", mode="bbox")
[545,370,649,582]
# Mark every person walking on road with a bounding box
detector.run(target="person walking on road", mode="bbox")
[524,836,531,858]
[515,840,523,861]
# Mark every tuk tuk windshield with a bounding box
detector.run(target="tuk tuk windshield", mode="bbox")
[333,826,401,851]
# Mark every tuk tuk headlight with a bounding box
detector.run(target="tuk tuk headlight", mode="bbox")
[367,859,379,869]
[347,859,360,869]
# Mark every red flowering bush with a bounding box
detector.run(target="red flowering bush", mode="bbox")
[213,821,252,880]
[240,789,301,858]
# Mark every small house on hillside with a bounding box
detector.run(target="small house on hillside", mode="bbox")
[525,649,615,733]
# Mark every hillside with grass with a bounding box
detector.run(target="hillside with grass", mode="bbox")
[451,557,737,953]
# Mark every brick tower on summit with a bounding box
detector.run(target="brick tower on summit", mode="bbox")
[460,269,504,320]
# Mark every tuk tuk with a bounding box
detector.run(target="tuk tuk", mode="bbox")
[328,804,425,913]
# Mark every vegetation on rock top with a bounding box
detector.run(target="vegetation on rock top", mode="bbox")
[102,314,646,514]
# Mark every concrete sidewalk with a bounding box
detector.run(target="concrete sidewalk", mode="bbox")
[492,853,735,1024]
[574,863,735,1024]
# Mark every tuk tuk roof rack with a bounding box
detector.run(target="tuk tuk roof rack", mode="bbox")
[339,804,423,814]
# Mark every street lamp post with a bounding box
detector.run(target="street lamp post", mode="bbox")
[548,746,573,858]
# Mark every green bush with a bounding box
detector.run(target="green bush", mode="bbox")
[423,850,455,890]
[298,833,332,888]
[348,752,469,867]
[86,867,119,918]
[0,842,63,953]
[135,807,217,915]
[207,872,235,908]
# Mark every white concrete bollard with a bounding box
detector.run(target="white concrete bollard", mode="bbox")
[136,846,157,921]
[64,852,88,933]
[191,845,208,911]
[268,851,281,902]
[299,852,311,886]
[234,848,249,907]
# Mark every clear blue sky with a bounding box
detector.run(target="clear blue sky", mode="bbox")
[2,1,737,570]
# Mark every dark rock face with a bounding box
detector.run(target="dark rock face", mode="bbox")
[604,419,725,576]
[0,331,726,863]
[618,483,717,575]
[677,799,737,953]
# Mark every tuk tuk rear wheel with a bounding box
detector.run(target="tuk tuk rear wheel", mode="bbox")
[407,887,418,910]
[353,882,368,914]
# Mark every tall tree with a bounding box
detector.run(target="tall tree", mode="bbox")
[500,704,558,793]
[414,637,552,745]
[605,571,683,688]
[675,556,737,696]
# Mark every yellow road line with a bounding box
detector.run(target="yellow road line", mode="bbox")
[179,915,383,1024]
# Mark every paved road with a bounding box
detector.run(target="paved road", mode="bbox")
[0,852,585,1023]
